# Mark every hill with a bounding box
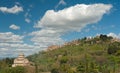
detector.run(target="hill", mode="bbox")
[1,34,120,73]
[28,34,120,73]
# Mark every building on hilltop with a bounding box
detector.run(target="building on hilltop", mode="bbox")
[46,45,60,51]
[12,53,30,67]
[111,38,120,42]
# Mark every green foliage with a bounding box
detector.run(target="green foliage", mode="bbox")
[77,63,85,72]
[107,42,120,54]
[1,34,120,73]
[60,56,68,64]
[0,58,14,71]
[100,34,113,41]
[115,50,120,56]
[51,68,59,73]
[27,35,120,72]
[0,66,26,73]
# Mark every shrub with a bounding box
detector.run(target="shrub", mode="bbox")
[51,68,59,73]
[0,66,27,73]
[107,45,120,54]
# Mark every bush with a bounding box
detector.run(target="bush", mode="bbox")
[107,44,120,54]
[51,68,59,73]
[0,66,26,73]
[77,63,85,72]
[60,56,68,64]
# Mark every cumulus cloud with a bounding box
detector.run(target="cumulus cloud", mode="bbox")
[9,24,20,30]
[32,3,112,49]
[0,32,23,43]
[35,4,112,32]
[0,32,40,58]
[107,32,120,39]
[0,3,113,58]
[30,29,64,47]
[0,5,23,14]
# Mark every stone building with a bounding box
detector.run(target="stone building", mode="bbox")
[47,45,60,51]
[12,53,30,67]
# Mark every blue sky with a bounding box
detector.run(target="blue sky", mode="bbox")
[0,0,120,58]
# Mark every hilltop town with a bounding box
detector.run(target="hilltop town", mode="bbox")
[0,34,120,73]
[46,34,120,51]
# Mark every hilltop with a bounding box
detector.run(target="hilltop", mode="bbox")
[0,34,120,73]
[27,34,120,73]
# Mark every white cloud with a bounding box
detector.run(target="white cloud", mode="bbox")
[24,12,29,17]
[15,2,20,5]
[30,29,64,47]
[0,32,23,43]
[107,32,120,39]
[25,18,31,23]
[9,24,20,30]
[58,0,66,5]
[32,3,112,49]
[0,32,41,58]
[55,0,67,9]
[0,3,113,58]
[35,3,112,32]
[0,5,23,14]
[84,28,90,32]
[24,8,32,23]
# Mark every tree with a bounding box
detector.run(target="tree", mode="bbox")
[77,63,85,72]
[60,56,68,64]
[51,68,59,73]
[0,66,26,73]
[107,43,120,54]
[100,34,108,41]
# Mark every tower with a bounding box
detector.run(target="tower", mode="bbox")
[12,53,30,67]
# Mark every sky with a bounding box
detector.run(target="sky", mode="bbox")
[0,0,120,58]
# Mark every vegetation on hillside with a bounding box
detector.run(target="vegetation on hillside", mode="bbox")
[0,34,120,73]
[28,34,120,73]
[0,55,35,73]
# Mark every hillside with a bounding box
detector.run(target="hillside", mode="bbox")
[1,34,120,73]
[28,34,120,73]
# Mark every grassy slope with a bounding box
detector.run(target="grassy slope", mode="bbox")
[28,36,120,72]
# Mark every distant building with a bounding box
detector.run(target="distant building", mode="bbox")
[47,45,60,51]
[63,40,80,46]
[12,53,30,67]
[111,38,120,42]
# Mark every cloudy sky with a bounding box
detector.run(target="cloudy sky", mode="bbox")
[0,0,120,58]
